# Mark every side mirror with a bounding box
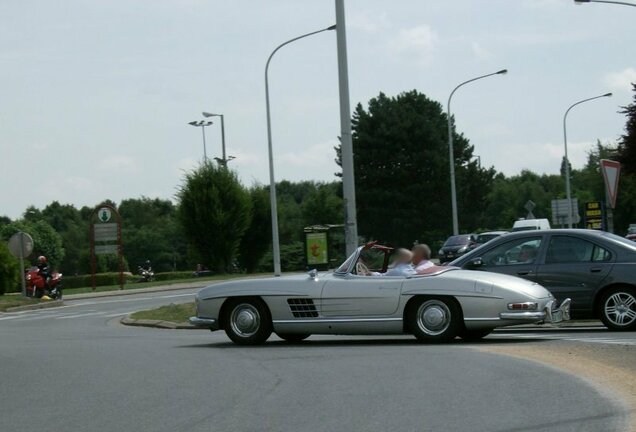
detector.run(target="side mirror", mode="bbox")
[466,258,484,269]
[308,269,318,279]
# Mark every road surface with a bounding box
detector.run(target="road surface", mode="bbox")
[0,288,630,432]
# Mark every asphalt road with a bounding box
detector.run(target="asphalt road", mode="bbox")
[0,287,631,432]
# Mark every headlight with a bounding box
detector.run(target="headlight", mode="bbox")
[458,246,467,253]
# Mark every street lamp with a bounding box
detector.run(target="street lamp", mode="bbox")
[188,120,213,162]
[202,112,229,167]
[447,68,507,235]
[265,24,336,276]
[575,0,636,7]
[562,92,612,228]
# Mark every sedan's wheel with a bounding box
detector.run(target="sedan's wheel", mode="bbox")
[599,287,636,331]
[224,299,272,345]
[459,328,493,341]
[408,297,462,343]
[276,333,310,343]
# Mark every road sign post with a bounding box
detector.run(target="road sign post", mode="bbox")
[8,231,34,297]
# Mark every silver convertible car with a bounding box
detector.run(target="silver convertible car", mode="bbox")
[190,243,570,345]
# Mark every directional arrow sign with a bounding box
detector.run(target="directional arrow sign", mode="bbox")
[601,159,621,209]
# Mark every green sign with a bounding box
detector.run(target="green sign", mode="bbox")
[306,232,328,265]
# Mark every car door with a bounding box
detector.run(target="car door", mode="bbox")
[535,234,614,312]
[320,275,403,317]
[469,235,544,282]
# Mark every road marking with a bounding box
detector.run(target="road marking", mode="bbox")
[490,332,636,346]
[55,312,106,320]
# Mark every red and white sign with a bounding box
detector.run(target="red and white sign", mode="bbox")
[600,159,621,209]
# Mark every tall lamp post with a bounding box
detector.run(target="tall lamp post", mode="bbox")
[202,112,229,166]
[562,92,612,228]
[265,24,336,276]
[188,120,213,162]
[447,69,507,235]
[575,0,636,7]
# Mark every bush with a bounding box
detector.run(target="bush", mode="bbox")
[63,273,136,289]
[0,243,20,295]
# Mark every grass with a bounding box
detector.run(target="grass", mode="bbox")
[0,295,44,312]
[130,302,196,323]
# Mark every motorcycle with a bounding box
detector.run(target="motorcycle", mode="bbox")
[26,267,63,300]
[137,265,154,283]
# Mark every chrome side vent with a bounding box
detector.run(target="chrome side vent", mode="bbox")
[288,298,318,318]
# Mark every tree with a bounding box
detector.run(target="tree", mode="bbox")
[618,83,636,175]
[177,163,252,272]
[0,242,19,295]
[336,90,494,246]
[0,220,65,268]
[238,186,271,273]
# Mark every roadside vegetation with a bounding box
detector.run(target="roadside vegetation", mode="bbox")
[129,302,195,323]
[1,85,635,296]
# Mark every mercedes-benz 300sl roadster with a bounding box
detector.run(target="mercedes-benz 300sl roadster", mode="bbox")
[190,243,571,345]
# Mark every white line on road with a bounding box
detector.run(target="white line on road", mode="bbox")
[55,312,107,320]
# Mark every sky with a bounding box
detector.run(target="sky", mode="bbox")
[1,0,635,219]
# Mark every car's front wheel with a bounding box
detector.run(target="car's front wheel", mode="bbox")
[276,333,310,343]
[408,297,462,343]
[224,298,272,345]
[599,287,636,331]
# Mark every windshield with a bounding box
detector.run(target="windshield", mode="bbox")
[335,250,358,274]
[476,234,499,243]
[444,235,471,246]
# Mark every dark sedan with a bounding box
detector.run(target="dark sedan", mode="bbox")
[450,229,636,331]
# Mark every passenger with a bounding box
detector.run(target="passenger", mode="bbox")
[412,244,434,274]
[383,248,416,276]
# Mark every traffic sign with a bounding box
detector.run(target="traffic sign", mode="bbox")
[8,231,34,258]
[600,159,620,209]
[98,207,112,223]
[551,198,580,226]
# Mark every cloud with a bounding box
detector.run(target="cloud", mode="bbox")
[348,11,391,33]
[279,139,338,169]
[63,176,93,191]
[391,25,438,60]
[98,155,135,170]
[471,42,493,60]
[603,68,636,93]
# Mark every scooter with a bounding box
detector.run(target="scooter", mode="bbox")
[26,267,63,300]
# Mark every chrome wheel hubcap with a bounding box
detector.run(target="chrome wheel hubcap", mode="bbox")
[417,300,451,336]
[230,304,260,337]
[605,292,636,327]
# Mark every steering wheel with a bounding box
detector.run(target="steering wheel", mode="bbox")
[356,262,371,276]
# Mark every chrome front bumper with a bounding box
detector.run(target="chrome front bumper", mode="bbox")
[499,298,571,323]
[189,316,219,330]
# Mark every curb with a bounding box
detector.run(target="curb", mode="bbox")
[120,316,203,330]
[5,300,65,313]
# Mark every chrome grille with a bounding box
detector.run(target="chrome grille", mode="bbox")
[288,298,318,318]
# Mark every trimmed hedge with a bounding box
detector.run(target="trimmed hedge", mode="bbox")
[61,271,201,289]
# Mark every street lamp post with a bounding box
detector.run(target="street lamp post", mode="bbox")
[447,69,507,235]
[575,0,636,7]
[202,112,229,166]
[265,25,336,276]
[188,120,213,162]
[562,92,612,228]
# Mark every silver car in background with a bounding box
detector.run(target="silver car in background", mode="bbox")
[191,243,570,345]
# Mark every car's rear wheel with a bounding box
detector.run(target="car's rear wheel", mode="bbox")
[276,333,310,343]
[599,287,636,331]
[459,327,493,341]
[224,298,272,345]
[408,297,462,343]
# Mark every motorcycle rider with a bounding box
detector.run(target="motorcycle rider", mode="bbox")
[36,255,51,291]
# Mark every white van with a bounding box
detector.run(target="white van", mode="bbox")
[511,218,551,232]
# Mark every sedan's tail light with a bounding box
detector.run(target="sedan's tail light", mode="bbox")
[507,302,538,311]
